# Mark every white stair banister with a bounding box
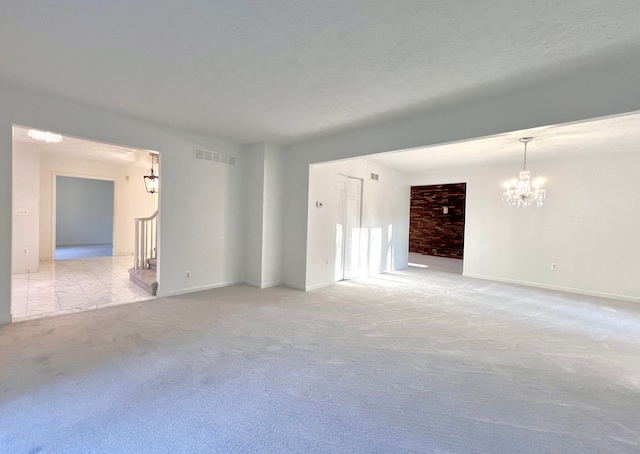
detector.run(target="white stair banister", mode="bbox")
[134,210,158,270]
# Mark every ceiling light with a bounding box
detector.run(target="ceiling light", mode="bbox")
[144,153,159,194]
[28,129,63,143]
[502,137,546,208]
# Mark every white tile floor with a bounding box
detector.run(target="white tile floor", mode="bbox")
[11,255,155,321]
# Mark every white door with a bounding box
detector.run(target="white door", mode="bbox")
[335,175,362,281]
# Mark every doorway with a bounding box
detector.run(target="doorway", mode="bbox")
[335,174,363,281]
[10,125,158,321]
[408,183,466,274]
[54,175,115,260]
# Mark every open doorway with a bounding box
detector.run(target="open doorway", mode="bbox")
[54,175,115,260]
[408,183,466,274]
[10,125,159,321]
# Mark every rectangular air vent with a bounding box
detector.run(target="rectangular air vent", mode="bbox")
[193,148,236,166]
[370,172,379,181]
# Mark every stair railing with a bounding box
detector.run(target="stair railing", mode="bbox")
[134,210,158,270]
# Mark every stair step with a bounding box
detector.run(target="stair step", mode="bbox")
[128,268,158,296]
[147,258,157,270]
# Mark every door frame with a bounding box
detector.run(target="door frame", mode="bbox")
[51,172,117,260]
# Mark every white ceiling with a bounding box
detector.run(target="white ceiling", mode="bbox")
[12,125,153,167]
[2,1,640,145]
[368,112,640,174]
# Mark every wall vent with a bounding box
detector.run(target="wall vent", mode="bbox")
[193,148,236,166]
[370,172,379,181]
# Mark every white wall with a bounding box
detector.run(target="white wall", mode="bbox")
[306,159,410,291]
[243,142,285,289]
[55,176,114,247]
[0,82,244,324]
[408,152,640,301]
[244,144,265,287]
[284,57,640,290]
[11,142,39,274]
[39,153,156,260]
[261,143,284,288]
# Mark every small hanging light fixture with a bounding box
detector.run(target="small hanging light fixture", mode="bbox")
[502,137,546,208]
[143,153,159,194]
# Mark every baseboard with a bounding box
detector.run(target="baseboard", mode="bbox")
[305,282,335,291]
[463,273,640,303]
[282,281,306,291]
[157,280,243,298]
[259,281,282,289]
[243,279,262,288]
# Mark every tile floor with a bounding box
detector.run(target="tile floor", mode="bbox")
[11,255,155,321]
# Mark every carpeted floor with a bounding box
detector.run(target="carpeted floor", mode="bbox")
[1,268,639,453]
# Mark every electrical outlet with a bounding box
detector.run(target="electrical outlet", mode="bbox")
[551,263,558,271]
[16,209,28,216]
[186,270,191,278]
[23,248,28,254]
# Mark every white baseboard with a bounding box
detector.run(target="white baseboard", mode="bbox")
[259,281,282,289]
[282,281,305,291]
[463,273,640,304]
[157,280,243,298]
[243,279,285,289]
[305,282,335,291]
[243,280,262,289]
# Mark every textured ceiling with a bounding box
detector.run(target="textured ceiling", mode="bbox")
[12,125,152,167]
[368,112,640,173]
[2,1,640,144]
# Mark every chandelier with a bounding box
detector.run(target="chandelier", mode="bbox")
[143,153,159,194]
[502,137,546,208]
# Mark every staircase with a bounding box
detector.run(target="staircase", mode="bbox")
[129,211,158,296]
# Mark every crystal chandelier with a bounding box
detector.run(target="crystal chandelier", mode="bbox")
[502,137,546,208]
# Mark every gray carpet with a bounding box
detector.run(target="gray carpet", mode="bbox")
[1,269,639,453]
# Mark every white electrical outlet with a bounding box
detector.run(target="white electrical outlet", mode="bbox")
[23,248,28,254]
[186,271,191,278]
[551,263,558,271]
[16,209,28,216]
